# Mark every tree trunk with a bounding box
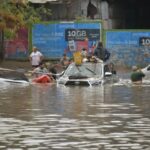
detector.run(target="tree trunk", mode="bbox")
[0,29,4,61]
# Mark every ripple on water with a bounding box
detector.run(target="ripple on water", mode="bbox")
[0,81,150,149]
[114,78,150,87]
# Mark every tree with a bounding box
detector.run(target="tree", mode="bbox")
[0,0,51,60]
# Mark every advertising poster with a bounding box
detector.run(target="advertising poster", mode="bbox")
[4,28,28,59]
[106,31,150,66]
[32,22,101,58]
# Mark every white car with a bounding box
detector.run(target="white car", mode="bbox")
[141,64,150,78]
[57,59,118,86]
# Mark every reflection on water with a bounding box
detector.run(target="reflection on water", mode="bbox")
[0,80,150,149]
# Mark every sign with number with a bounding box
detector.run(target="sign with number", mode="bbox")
[105,31,150,66]
[65,29,100,41]
[139,37,150,46]
[32,22,101,58]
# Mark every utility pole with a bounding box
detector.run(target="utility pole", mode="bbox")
[0,30,4,61]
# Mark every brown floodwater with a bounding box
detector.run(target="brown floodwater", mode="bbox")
[0,76,150,149]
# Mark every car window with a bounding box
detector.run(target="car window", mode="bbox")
[104,65,110,72]
[64,62,103,77]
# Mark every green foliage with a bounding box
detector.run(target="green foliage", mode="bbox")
[4,29,16,39]
[0,0,52,39]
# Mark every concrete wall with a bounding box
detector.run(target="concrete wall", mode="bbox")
[48,0,101,20]
[30,0,150,29]
[47,0,120,30]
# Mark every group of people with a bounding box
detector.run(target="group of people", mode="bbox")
[29,43,146,84]
[80,42,111,62]
[28,42,111,83]
[29,46,57,83]
[93,42,146,84]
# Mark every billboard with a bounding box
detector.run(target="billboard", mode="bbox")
[106,30,150,66]
[4,28,28,59]
[32,22,101,58]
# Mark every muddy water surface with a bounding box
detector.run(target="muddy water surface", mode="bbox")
[0,78,150,149]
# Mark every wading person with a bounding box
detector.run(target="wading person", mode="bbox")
[29,46,44,68]
[32,62,54,83]
[130,66,145,84]
[94,42,110,62]
[60,53,70,69]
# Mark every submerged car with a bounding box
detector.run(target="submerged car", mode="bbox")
[57,59,118,86]
[0,68,29,84]
[141,64,150,78]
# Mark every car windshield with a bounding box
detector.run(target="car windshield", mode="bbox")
[64,62,103,77]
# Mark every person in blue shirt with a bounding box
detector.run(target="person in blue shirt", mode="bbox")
[94,42,110,62]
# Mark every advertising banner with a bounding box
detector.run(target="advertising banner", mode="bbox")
[106,30,150,66]
[32,22,101,58]
[4,28,28,59]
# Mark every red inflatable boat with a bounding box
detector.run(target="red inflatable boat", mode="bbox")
[32,75,53,83]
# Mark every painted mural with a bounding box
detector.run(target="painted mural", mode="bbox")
[32,22,101,59]
[105,30,150,67]
[4,28,28,59]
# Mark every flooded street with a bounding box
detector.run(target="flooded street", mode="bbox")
[0,77,150,149]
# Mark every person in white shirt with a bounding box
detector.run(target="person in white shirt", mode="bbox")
[32,62,49,77]
[29,46,43,68]
[81,48,88,58]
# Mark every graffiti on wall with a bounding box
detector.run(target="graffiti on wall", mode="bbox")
[4,28,28,59]
[106,31,150,67]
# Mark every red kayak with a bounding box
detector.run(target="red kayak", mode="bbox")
[32,75,53,83]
